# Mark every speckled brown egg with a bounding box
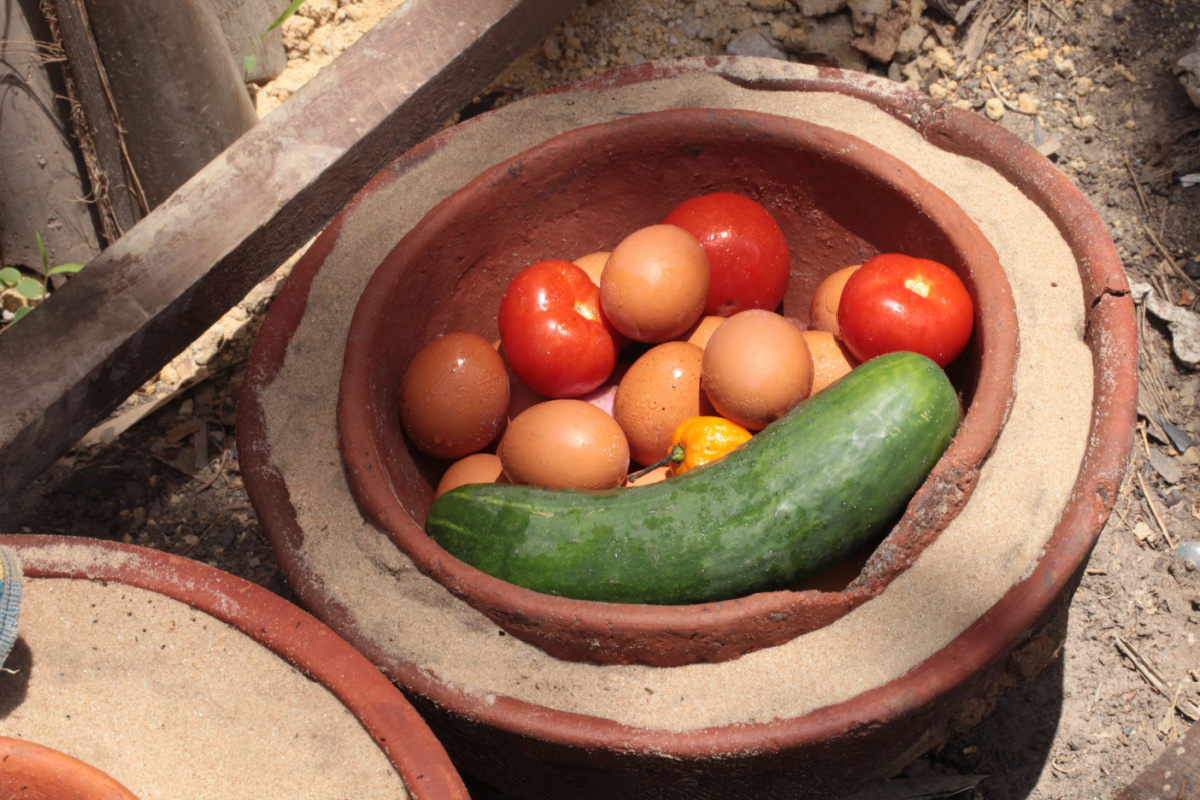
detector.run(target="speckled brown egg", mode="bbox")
[434,453,508,498]
[809,264,860,337]
[613,341,713,466]
[701,310,812,431]
[572,251,610,285]
[398,332,510,460]
[600,224,710,343]
[801,330,859,394]
[498,399,630,490]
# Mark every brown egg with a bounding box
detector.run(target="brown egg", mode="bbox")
[801,330,859,394]
[399,332,509,459]
[435,453,508,498]
[573,251,610,285]
[498,400,630,490]
[809,264,860,337]
[613,341,713,466]
[701,310,812,431]
[600,224,710,343]
[678,314,726,350]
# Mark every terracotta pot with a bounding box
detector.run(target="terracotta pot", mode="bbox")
[0,737,139,800]
[0,535,470,800]
[337,107,1018,668]
[240,59,1137,800]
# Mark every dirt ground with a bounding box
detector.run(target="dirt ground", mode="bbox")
[3,0,1200,797]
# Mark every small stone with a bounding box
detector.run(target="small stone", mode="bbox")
[1055,56,1077,78]
[1017,93,1040,113]
[931,45,955,73]
[770,20,791,40]
[725,27,789,60]
[929,83,950,100]
[985,97,1006,120]
[542,38,562,61]
[1071,114,1095,129]
[749,0,786,10]
[895,23,926,60]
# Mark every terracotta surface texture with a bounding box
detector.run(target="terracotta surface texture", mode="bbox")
[0,736,140,800]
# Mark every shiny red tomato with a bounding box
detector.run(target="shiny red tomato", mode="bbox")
[837,253,974,368]
[498,260,619,398]
[662,192,790,317]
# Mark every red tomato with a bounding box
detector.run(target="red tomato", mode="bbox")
[837,253,974,368]
[498,260,619,398]
[662,192,790,317]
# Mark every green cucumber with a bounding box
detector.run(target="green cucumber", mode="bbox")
[425,350,959,605]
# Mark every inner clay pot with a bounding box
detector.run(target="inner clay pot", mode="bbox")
[0,737,140,800]
[338,108,1018,668]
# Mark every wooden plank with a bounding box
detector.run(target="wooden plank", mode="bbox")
[210,0,289,85]
[0,0,581,504]
[83,0,260,210]
[0,0,102,267]
[1114,722,1198,800]
[46,0,146,241]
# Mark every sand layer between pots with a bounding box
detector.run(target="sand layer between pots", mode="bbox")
[0,536,469,800]
[240,59,1134,797]
[337,107,1017,667]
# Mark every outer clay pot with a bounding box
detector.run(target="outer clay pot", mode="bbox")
[0,535,470,800]
[337,107,1018,668]
[240,59,1137,800]
[0,737,140,800]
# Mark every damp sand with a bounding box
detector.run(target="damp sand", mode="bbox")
[0,577,407,800]
[258,60,1094,734]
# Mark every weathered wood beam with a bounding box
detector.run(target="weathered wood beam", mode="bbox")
[0,0,581,503]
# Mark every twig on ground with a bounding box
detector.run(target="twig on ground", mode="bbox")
[180,517,220,556]
[1142,223,1200,297]
[985,70,1020,111]
[1136,468,1175,549]
[1115,636,1200,721]
[194,449,229,494]
[1126,157,1158,228]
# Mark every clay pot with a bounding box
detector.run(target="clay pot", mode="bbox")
[337,106,1018,668]
[0,737,140,800]
[0,535,470,800]
[240,59,1136,800]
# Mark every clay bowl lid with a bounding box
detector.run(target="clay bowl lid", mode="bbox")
[0,535,470,800]
[338,107,1017,668]
[0,736,140,800]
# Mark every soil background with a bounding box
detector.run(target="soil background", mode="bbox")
[3,1,1200,798]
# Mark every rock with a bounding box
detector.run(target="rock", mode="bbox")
[1017,92,1040,113]
[930,45,955,73]
[852,10,905,62]
[1071,114,1095,129]
[848,0,890,32]
[1144,290,1200,367]
[725,27,789,60]
[895,23,926,60]
[1173,35,1200,109]
[803,13,856,59]
[985,97,1005,119]
[799,0,849,16]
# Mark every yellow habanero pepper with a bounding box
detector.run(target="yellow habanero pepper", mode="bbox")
[669,416,753,474]
[626,416,752,484]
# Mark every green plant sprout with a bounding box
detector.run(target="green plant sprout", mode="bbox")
[0,232,84,324]
[244,0,307,74]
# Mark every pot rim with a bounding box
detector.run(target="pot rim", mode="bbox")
[0,736,140,800]
[335,106,1019,667]
[239,58,1135,760]
[0,534,471,800]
